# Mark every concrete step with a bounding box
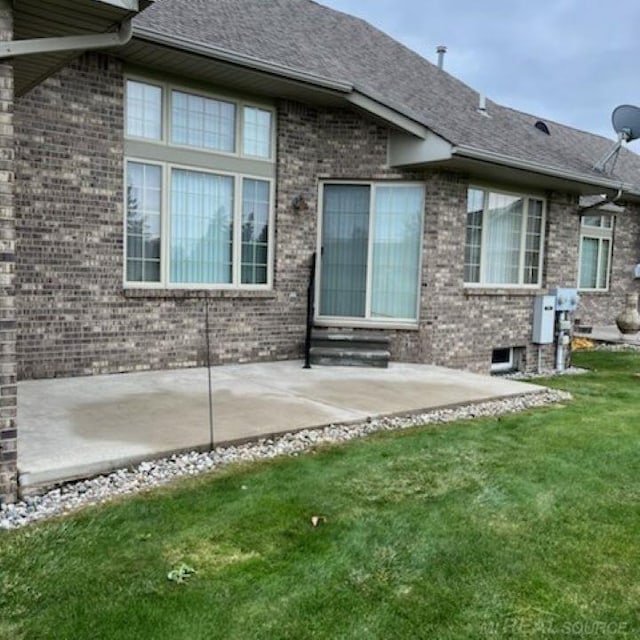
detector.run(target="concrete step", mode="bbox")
[309,347,390,368]
[310,331,390,351]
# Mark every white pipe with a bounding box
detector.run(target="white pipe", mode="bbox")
[556,340,564,372]
[537,345,542,375]
[556,311,568,372]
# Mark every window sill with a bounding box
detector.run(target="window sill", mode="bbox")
[315,318,419,331]
[123,288,277,299]
[464,287,541,297]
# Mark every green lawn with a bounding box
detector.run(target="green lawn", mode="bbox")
[1,351,639,639]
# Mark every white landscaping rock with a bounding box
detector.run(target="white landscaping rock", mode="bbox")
[0,388,571,530]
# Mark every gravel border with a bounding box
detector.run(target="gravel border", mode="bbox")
[591,343,640,352]
[0,388,572,530]
[505,366,589,380]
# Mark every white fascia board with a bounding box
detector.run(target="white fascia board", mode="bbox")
[388,130,452,166]
[453,144,640,197]
[132,27,353,93]
[346,93,428,139]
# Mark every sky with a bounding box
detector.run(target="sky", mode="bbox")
[320,0,640,141]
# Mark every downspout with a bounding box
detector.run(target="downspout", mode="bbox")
[0,19,133,59]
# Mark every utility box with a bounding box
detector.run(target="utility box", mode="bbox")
[532,295,556,344]
[550,287,579,312]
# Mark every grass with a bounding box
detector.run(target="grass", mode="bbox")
[1,350,639,639]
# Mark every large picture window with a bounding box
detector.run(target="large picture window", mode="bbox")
[169,169,234,284]
[124,78,274,289]
[319,182,424,323]
[126,162,272,288]
[578,215,613,291]
[464,187,545,287]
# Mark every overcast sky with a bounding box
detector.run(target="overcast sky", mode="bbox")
[320,0,640,141]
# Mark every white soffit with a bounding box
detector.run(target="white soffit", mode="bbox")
[13,0,152,96]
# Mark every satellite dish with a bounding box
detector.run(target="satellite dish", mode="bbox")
[593,104,640,173]
[612,104,640,142]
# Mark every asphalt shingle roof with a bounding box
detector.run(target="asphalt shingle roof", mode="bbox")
[135,0,640,190]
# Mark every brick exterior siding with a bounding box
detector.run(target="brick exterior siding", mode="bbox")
[13,53,640,390]
[0,0,15,503]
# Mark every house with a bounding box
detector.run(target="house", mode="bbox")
[1,0,639,502]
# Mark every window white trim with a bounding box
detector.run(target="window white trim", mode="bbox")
[315,180,425,327]
[464,186,546,288]
[123,157,275,290]
[578,214,614,292]
[491,347,514,373]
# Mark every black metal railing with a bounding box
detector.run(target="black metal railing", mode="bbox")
[303,251,316,369]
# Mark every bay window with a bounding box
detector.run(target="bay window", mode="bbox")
[318,182,424,323]
[578,215,613,291]
[124,78,274,289]
[464,187,545,287]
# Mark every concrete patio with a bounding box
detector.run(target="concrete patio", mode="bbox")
[17,360,542,491]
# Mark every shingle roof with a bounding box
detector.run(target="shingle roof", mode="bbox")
[134,0,640,191]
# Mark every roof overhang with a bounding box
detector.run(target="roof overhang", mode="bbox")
[71,24,639,201]
[116,28,429,137]
[120,27,353,107]
[389,132,640,202]
[13,0,152,96]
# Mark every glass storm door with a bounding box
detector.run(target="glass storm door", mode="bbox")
[318,183,423,322]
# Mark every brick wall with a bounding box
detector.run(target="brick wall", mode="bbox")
[14,55,640,388]
[14,62,410,380]
[0,0,15,503]
[15,57,305,379]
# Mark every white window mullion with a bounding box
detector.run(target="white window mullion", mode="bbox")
[164,81,171,147]
[233,175,242,286]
